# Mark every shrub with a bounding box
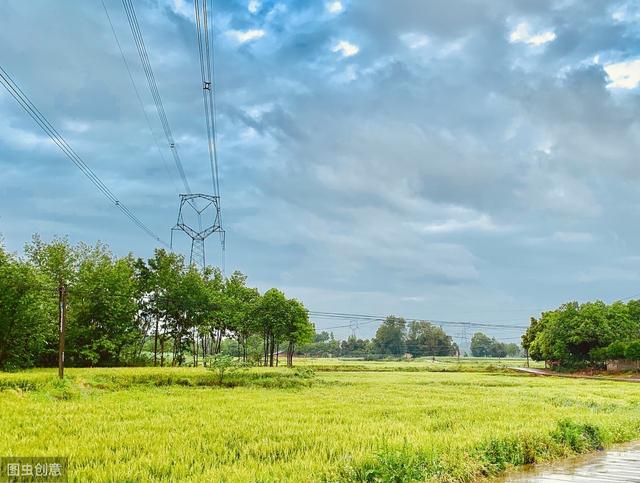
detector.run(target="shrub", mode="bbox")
[552,419,604,453]
[206,355,249,384]
[340,444,445,482]
[624,341,640,362]
[607,342,627,360]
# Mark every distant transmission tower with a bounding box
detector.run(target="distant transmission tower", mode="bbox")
[349,320,360,338]
[171,194,224,269]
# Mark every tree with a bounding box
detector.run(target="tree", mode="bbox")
[222,271,259,362]
[406,321,455,357]
[525,300,640,367]
[144,249,185,366]
[373,316,406,356]
[281,299,314,367]
[254,288,289,366]
[339,336,372,357]
[0,245,53,369]
[607,341,627,360]
[625,341,640,364]
[470,332,493,357]
[505,343,521,358]
[68,246,140,366]
[297,331,341,358]
[1,234,316,371]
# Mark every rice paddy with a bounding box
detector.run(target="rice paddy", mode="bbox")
[1,360,639,482]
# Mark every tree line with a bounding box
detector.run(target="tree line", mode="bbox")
[298,316,460,358]
[0,236,314,370]
[470,332,521,358]
[522,300,640,368]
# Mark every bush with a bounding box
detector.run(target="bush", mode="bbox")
[340,444,445,482]
[293,366,315,379]
[624,341,640,362]
[607,341,627,360]
[206,355,249,384]
[552,419,604,453]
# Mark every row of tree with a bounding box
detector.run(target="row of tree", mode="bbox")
[299,316,461,358]
[470,332,521,358]
[299,326,521,359]
[0,236,314,370]
[522,300,640,367]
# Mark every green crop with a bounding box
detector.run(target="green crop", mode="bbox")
[0,363,638,481]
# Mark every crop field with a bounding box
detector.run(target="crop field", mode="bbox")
[1,361,639,482]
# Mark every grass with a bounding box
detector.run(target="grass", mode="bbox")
[0,361,638,482]
[296,356,545,372]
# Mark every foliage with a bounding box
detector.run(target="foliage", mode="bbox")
[471,332,516,358]
[206,354,248,384]
[297,331,341,357]
[625,341,640,361]
[406,321,456,357]
[373,316,407,356]
[0,246,53,370]
[0,236,313,370]
[525,300,640,367]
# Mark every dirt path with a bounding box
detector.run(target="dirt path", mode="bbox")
[503,442,640,482]
[512,367,640,383]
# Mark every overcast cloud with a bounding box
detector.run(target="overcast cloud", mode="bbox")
[1,0,640,340]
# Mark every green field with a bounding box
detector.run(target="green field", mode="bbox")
[1,360,639,482]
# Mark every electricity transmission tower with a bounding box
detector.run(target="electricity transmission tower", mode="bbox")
[171,194,224,269]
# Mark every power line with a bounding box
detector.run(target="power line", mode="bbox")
[121,0,192,195]
[100,0,180,197]
[194,0,221,199]
[0,65,168,246]
[308,310,530,330]
[193,0,225,261]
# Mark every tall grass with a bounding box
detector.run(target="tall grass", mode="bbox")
[0,365,638,481]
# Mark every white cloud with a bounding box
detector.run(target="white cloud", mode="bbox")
[248,0,260,14]
[327,1,344,14]
[63,119,90,134]
[411,214,499,234]
[604,59,640,89]
[0,120,54,151]
[170,0,193,20]
[332,40,359,57]
[399,32,429,50]
[227,29,266,44]
[509,22,556,46]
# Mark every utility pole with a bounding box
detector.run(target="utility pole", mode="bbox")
[58,283,67,379]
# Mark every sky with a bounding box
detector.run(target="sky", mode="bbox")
[1,0,640,341]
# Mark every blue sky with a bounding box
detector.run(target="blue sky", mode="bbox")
[1,0,640,340]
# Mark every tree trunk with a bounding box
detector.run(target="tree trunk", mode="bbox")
[153,319,159,366]
[202,334,207,367]
[193,330,197,367]
[276,342,279,367]
[160,336,165,367]
[243,338,247,363]
[269,334,275,367]
[172,336,178,367]
[263,331,269,367]
[215,330,223,354]
[287,342,294,367]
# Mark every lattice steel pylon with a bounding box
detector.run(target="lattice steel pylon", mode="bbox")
[171,193,224,269]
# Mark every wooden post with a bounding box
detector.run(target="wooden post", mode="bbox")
[58,283,67,379]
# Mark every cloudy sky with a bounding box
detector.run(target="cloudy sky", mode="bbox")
[1,0,640,340]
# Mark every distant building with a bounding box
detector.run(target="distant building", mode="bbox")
[606,360,639,372]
